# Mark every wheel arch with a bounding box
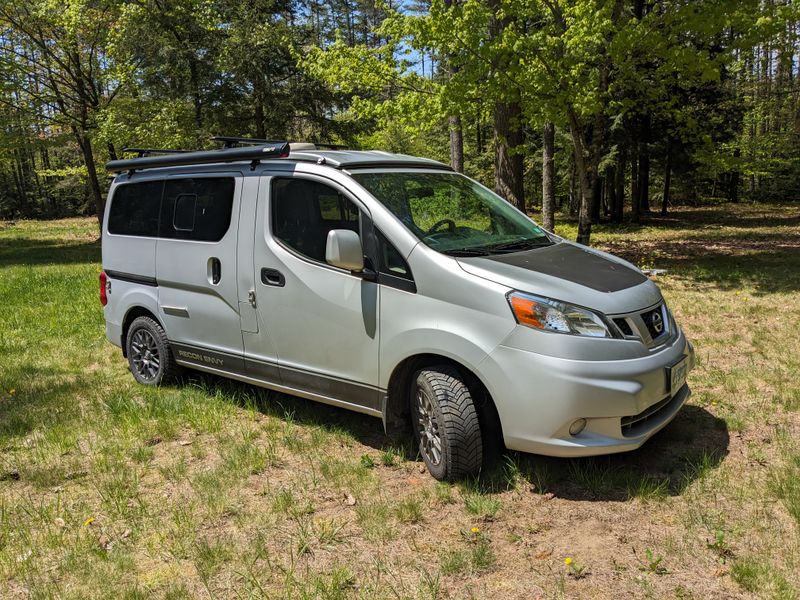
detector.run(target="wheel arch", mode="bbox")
[384,353,504,449]
[121,306,162,357]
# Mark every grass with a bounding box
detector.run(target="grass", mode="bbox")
[0,204,799,598]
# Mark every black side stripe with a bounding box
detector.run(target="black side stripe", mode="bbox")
[171,342,383,413]
[105,269,158,287]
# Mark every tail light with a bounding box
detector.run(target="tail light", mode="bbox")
[99,271,108,306]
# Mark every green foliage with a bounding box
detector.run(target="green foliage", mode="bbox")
[1,0,799,224]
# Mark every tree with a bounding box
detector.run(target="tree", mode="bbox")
[542,122,556,231]
[0,0,129,224]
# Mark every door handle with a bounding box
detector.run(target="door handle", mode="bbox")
[261,268,285,287]
[208,257,222,285]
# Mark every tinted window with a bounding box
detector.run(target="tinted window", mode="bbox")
[107,180,163,237]
[272,178,361,263]
[173,194,196,231]
[377,231,413,281]
[160,178,235,241]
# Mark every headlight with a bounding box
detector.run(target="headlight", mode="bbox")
[507,292,614,338]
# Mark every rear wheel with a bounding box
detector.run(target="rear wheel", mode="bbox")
[411,366,483,481]
[125,316,179,385]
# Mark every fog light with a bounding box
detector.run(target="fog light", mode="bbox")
[569,418,587,436]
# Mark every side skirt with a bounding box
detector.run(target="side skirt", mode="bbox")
[171,342,384,419]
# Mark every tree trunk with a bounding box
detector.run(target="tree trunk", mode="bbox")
[444,0,463,173]
[638,114,651,213]
[488,0,524,212]
[607,166,616,219]
[613,146,625,223]
[661,139,671,215]
[729,148,740,203]
[74,129,104,226]
[631,148,640,223]
[591,173,603,223]
[541,122,556,231]
[567,113,592,245]
[449,115,464,173]
[493,100,525,212]
[568,158,577,216]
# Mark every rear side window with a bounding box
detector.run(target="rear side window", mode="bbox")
[107,180,163,237]
[160,178,235,241]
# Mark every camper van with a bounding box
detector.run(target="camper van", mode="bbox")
[100,139,694,481]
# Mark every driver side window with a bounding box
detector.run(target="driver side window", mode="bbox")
[272,178,361,263]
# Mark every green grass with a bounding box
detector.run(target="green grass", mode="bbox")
[1,206,799,598]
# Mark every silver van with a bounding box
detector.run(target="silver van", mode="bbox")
[101,140,695,481]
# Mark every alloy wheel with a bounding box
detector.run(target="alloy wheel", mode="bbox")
[415,388,443,466]
[130,328,160,381]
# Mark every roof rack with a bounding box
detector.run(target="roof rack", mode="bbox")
[121,147,192,158]
[211,136,284,149]
[211,135,349,151]
[106,142,291,173]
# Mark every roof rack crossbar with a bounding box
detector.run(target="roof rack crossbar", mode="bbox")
[313,142,348,150]
[211,136,284,148]
[212,135,349,151]
[106,142,291,173]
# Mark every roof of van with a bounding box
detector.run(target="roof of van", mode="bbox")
[106,144,453,174]
[289,149,452,171]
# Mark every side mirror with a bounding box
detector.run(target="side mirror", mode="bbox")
[326,229,364,272]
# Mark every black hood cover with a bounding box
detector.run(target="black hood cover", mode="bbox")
[485,243,647,293]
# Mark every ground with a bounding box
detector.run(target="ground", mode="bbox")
[0,203,798,599]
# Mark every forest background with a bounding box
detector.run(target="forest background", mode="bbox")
[1,0,798,245]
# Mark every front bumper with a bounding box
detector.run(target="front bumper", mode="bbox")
[481,329,695,457]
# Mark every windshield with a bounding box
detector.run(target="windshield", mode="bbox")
[352,172,553,255]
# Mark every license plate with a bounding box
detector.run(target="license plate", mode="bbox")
[667,356,688,393]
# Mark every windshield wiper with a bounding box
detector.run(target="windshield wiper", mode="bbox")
[441,247,492,257]
[485,238,553,253]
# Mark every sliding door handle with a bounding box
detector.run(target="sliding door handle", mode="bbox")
[208,257,222,284]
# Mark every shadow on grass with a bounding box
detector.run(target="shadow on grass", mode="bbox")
[599,232,800,295]
[0,365,90,444]
[0,238,100,266]
[476,404,729,502]
[183,370,389,444]
[597,203,800,232]
[184,372,727,502]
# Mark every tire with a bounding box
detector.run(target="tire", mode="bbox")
[125,316,179,386]
[410,366,483,481]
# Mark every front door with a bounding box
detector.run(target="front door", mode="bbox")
[245,174,381,414]
[156,173,245,371]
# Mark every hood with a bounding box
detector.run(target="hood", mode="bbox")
[457,241,662,315]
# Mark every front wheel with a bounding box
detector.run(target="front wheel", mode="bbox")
[125,316,179,385]
[411,366,483,481]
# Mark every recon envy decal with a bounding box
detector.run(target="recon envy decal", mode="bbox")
[177,349,224,367]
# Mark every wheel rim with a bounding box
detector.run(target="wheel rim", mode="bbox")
[415,388,443,466]
[130,329,160,381]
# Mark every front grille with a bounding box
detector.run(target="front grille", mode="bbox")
[640,306,667,340]
[621,395,673,437]
[613,318,633,336]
